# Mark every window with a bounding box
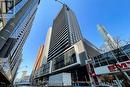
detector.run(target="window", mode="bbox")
[93,57,100,68]
[41,63,50,75]
[112,48,129,62]
[52,47,76,71]
[64,48,76,66]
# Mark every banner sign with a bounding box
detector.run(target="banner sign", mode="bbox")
[94,60,130,75]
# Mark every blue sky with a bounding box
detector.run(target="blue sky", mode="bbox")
[17,0,130,78]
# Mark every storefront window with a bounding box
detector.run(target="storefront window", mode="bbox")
[41,63,50,75]
[123,44,130,53]
[122,44,130,58]
[112,48,129,62]
[52,47,77,71]
[93,45,130,68]
[64,48,76,66]
[93,57,100,67]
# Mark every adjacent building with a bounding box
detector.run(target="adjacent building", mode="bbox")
[21,71,27,79]
[31,45,44,85]
[0,0,40,85]
[0,0,24,31]
[42,27,52,65]
[15,71,30,86]
[33,45,44,72]
[92,44,130,86]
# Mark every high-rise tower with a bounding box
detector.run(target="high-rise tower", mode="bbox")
[48,5,83,61]
[0,0,40,85]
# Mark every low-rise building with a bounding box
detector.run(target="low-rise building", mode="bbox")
[92,44,130,86]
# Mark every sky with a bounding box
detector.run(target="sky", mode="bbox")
[16,0,130,78]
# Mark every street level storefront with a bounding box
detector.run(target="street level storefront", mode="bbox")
[92,44,130,87]
[30,40,100,86]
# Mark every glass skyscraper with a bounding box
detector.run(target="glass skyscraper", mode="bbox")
[48,5,83,61]
[0,0,40,85]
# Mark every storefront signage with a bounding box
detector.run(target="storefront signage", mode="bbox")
[94,60,130,75]
[108,61,130,72]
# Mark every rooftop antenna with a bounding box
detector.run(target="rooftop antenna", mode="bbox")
[55,0,64,5]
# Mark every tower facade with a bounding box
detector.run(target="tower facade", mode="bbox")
[48,5,83,61]
[0,0,40,84]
